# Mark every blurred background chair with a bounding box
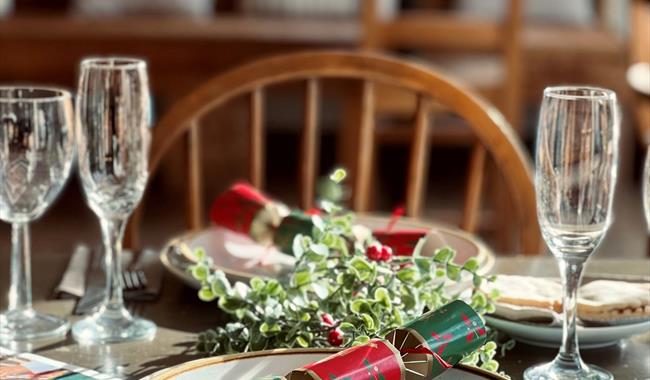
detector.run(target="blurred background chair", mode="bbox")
[125,51,541,255]
[0,0,644,258]
[629,0,650,147]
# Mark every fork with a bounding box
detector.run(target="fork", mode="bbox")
[119,270,148,291]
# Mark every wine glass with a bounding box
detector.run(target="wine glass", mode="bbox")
[71,57,156,343]
[525,86,618,380]
[0,86,74,341]
[641,145,650,233]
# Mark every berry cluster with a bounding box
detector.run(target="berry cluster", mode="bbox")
[365,243,393,262]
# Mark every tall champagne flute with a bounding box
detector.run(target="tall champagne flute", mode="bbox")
[0,86,74,341]
[525,86,618,380]
[641,146,650,229]
[71,58,156,343]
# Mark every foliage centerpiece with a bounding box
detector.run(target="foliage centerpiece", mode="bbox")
[189,169,502,373]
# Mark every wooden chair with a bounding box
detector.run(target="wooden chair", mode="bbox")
[361,0,523,131]
[126,51,541,254]
[630,0,650,146]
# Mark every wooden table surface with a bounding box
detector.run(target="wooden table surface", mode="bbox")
[1,251,649,379]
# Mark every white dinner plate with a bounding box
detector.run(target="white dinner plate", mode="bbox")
[160,214,495,287]
[485,316,650,349]
[144,348,507,380]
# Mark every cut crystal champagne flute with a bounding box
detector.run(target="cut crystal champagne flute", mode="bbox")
[525,86,619,380]
[71,57,156,343]
[0,86,74,341]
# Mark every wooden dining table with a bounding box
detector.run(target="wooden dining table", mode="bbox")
[1,249,649,379]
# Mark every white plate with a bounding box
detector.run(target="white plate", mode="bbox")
[160,214,495,287]
[486,316,650,349]
[144,348,507,380]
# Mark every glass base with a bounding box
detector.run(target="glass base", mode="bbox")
[524,360,613,380]
[72,306,156,343]
[0,309,69,342]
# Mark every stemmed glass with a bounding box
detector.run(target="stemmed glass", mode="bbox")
[641,146,650,233]
[525,86,619,380]
[0,87,75,341]
[71,58,156,343]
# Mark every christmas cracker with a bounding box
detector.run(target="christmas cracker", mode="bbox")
[209,182,288,244]
[385,300,487,377]
[273,210,317,254]
[262,300,485,380]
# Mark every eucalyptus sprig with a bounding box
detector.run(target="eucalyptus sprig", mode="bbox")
[190,169,505,375]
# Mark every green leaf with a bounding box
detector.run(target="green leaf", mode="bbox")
[305,243,329,262]
[292,271,312,287]
[194,248,206,260]
[339,322,355,332]
[350,299,371,314]
[296,336,309,348]
[481,360,499,372]
[374,287,391,308]
[250,277,265,291]
[310,282,329,299]
[292,236,305,259]
[414,257,432,273]
[329,168,347,183]
[396,266,420,283]
[360,313,374,329]
[352,335,370,346]
[446,264,461,281]
[198,286,216,301]
[463,257,479,272]
[349,257,373,273]
[210,272,231,298]
[434,247,455,263]
[191,265,209,281]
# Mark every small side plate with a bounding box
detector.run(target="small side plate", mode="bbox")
[486,316,650,349]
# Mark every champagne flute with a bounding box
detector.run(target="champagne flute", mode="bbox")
[525,86,618,380]
[641,145,650,230]
[0,86,74,341]
[71,57,156,343]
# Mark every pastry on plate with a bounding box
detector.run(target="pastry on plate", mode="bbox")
[578,280,650,324]
[485,275,563,313]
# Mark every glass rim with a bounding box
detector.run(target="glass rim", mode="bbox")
[0,86,72,103]
[543,85,616,101]
[80,56,147,70]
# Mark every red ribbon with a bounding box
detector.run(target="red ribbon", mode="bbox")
[386,205,405,232]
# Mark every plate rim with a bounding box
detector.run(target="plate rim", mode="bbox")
[485,315,650,333]
[147,347,508,380]
[161,213,495,283]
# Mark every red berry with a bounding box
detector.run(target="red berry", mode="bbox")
[321,313,335,326]
[328,328,344,346]
[380,246,393,262]
[306,208,322,215]
[365,244,383,261]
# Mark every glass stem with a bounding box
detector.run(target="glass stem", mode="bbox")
[9,223,32,312]
[556,256,586,367]
[100,217,128,314]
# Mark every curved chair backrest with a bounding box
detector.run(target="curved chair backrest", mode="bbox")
[128,51,541,254]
